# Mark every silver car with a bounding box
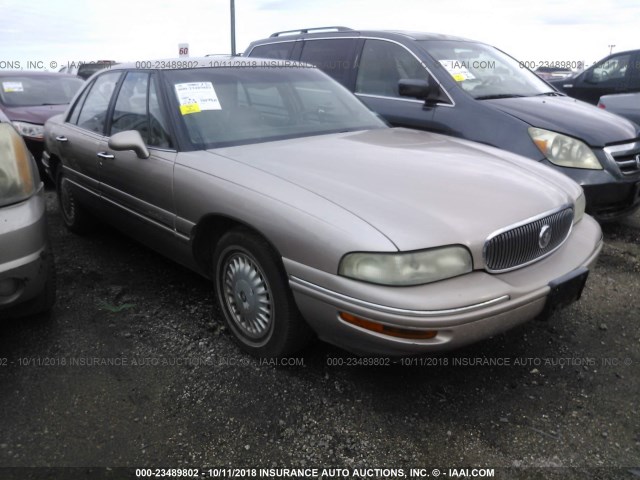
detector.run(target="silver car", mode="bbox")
[598,93,640,125]
[0,119,56,318]
[43,58,602,357]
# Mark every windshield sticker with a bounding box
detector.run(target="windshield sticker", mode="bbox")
[439,60,476,82]
[2,81,24,93]
[174,82,221,115]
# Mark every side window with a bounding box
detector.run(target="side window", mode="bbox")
[299,39,357,86]
[109,72,173,148]
[356,40,428,98]
[628,53,640,90]
[110,72,149,138]
[148,75,172,148]
[588,54,631,85]
[250,42,295,59]
[67,81,92,125]
[75,72,122,134]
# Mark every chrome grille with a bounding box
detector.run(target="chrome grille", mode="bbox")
[604,142,640,176]
[484,206,574,272]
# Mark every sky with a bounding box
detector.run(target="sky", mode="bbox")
[0,0,638,70]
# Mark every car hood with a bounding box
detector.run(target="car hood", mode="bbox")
[1,104,67,125]
[484,96,640,147]
[211,128,577,252]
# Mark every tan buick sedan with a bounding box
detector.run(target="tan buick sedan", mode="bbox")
[43,58,602,357]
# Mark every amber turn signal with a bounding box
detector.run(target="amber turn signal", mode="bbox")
[339,312,437,340]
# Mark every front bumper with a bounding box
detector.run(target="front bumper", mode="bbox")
[544,148,640,220]
[286,215,603,356]
[0,188,51,313]
[582,175,640,220]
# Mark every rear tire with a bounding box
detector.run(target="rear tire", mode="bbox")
[213,228,312,358]
[56,168,92,234]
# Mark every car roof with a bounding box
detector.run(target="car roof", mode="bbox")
[598,48,640,59]
[0,71,80,78]
[256,27,475,43]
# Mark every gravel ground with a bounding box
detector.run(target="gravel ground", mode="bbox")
[0,190,639,480]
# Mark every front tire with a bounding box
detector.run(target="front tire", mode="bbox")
[213,229,312,358]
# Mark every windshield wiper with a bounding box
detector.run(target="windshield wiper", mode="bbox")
[475,94,525,100]
[534,91,564,97]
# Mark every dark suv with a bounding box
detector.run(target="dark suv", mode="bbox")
[245,27,640,220]
[550,49,640,105]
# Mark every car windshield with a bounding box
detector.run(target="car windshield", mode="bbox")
[0,75,84,107]
[418,40,555,99]
[164,66,386,149]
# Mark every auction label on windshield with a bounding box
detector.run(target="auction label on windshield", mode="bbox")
[439,60,476,82]
[2,81,24,92]
[174,82,221,115]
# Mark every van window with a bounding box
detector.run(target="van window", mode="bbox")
[356,40,427,98]
[588,54,631,85]
[299,39,356,85]
[250,42,295,60]
[629,54,640,89]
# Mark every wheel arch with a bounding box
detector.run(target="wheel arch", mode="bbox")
[191,213,285,279]
[47,152,62,180]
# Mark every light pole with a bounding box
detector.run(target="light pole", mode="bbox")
[608,44,616,55]
[230,0,236,56]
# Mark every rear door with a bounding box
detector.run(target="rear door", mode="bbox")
[50,70,123,205]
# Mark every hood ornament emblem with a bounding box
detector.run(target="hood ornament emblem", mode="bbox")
[539,225,552,249]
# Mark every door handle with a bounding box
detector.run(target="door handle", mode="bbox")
[97,152,115,160]
[55,136,68,142]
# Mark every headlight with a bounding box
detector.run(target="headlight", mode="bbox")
[339,246,473,286]
[529,127,602,170]
[12,121,44,140]
[0,123,37,207]
[573,191,586,224]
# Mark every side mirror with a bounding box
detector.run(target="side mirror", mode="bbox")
[108,130,150,159]
[398,79,438,104]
